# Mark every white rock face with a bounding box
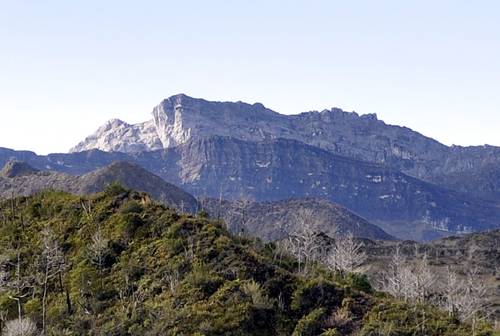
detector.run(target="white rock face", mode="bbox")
[70,93,472,182]
[71,93,297,152]
[71,119,163,153]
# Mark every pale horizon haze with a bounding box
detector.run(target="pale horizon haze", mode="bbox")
[1,0,499,154]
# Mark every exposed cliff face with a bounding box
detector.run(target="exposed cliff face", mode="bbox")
[151,94,289,148]
[4,138,499,241]
[70,94,500,200]
[71,119,163,153]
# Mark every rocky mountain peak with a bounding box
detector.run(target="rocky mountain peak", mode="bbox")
[70,94,422,159]
[69,95,499,198]
[1,160,39,178]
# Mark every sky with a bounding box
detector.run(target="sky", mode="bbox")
[0,0,499,154]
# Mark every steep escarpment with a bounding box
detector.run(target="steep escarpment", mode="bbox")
[70,94,500,200]
[3,138,499,240]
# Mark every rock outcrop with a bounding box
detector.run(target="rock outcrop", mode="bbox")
[3,138,499,241]
[70,94,500,200]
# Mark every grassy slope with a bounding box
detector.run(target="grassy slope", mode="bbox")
[0,186,495,335]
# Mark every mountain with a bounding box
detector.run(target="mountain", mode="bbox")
[2,138,499,241]
[72,94,500,200]
[202,197,394,241]
[0,160,394,241]
[0,160,199,213]
[0,189,492,335]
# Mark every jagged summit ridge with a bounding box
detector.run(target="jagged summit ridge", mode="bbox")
[71,93,290,153]
[70,94,500,197]
[69,93,426,158]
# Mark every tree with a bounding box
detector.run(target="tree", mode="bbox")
[37,228,67,335]
[454,268,488,335]
[231,194,254,236]
[285,209,325,274]
[326,232,366,275]
[439,267,489,335]
[87,230,109,283]
[407,251,435,303]
[0,254,33,321]
[440,267,462,316]
[378,245,412,301]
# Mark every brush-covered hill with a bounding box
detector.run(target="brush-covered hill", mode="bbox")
[202,197,394,241]
[0,188,495,335]
[0,160,199,213]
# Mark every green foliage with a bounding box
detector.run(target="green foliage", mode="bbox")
[292,307,326,336]
[320,328,340,336]
[0,189,493,335]
[241,279,272,309]
[104,181,128,197]
[359,300,494,336]
[291,278,342,313]
[344,273,372,293]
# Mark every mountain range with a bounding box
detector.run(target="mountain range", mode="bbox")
[1,94,499,240]
[0,160,393,241]
[72,94,500,201]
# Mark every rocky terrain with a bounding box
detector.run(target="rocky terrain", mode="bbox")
[72,94,500,201]
[2,94,500,241]
[3,136,499,241]
[0,160,199,213]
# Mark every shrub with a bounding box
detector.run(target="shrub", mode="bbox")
[241,280,272,309]
[2,318,38,336]
[292,279,342,314]
[345,273,372,293]
[292,308,326,336]
[104,182,128,197]
[120,200,143,215]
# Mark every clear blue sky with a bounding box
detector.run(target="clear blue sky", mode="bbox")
[1,0,499,154]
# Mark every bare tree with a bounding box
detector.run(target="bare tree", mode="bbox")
[378,245,413,301]
[440,267,464,316]
[87,230,108,280]
[231,194,254,236]
[439,267,489,335]
[284,209,325,274]
[216,183,227,221]
[326,232,366,275]
[408,252,435,303]
[0,254,33,321]
[37,228,67,335]
[2,317,37,336]
[455,268,489,335]
[378,245,437,303]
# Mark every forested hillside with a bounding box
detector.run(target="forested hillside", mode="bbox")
[0,186,496,335]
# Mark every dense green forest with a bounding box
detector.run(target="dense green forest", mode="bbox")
[0,185,496,335]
